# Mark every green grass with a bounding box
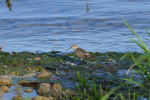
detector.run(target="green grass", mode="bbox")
[121,18,150,82]
[120,18,150,99]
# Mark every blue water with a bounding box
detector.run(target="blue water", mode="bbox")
[0,0,150,53]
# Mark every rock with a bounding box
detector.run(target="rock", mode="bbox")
[14,85,21,87]
[51,83,62,97]
[62,89,74,97]
[104,65,118,73]
[0,91,5,96]
[70,63,74,66]
[0,97,4,100]
[143,83,150,88]
[13,88,21,91]
[18,80,28,84]
[52,83,62,90]
[24,89,33,93]
[51,89,62,97]
[44,83,62,98]
[36,83,51,94]
[36,70,50,79]
[12,94,23,100]
[48,96,54,100]
[0,86,10,93]
[62,89,79,98]
[15,92,22,95]
[0,76,12,86]
[32,96,49,100]
[3,65,7,68]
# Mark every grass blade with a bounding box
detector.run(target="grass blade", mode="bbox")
[122,18,149,52]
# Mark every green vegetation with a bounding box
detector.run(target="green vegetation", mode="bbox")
[0,51,139,76]
[69,71,120,100]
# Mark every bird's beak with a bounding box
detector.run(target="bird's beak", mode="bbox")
[66,47,72,51]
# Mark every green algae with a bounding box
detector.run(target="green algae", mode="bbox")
[0,51,148,100]
[0,51,142,76]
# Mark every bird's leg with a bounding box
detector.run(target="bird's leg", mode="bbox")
[80,58,86,65]
[80,58,83,65]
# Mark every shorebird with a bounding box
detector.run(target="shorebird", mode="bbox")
[66,44,92,60]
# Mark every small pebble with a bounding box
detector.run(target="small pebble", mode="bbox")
[24,89,33,93]
[3,65,7,68]
[70,63,74,66]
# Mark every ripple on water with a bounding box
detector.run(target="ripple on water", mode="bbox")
[0,0,150,53]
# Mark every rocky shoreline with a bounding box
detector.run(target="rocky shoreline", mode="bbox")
[0,51,143,99]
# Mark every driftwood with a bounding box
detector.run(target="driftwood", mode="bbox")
[21,82,54,87]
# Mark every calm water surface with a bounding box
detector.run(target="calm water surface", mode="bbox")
[0,0,150,53]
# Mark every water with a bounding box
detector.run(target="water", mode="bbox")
[0,0,150,53]
[1,85,38,100]
[0,75,38,100]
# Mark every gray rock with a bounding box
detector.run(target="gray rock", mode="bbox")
[104,65,118,73]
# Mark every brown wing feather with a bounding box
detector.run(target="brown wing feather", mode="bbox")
[75,48,92,58]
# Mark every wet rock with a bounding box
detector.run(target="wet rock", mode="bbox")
[48,96,54,100]
[0,86,10,93]
[52,83,62,90]
[44,83,62,98]
[24,89,33,93]
[0,97,4,100]
[3,65,7,68]
[104,65,118,73]
[62,89,74,97]
[51,89,62,97]
[15,92,22,95]
[0,76,12,86]
[12,94,23,100]
[144,83,150,88]
[0,91,5,96]
[70,63,74,66]
[13,88,21,91]
[36,83,51,94]
[14,85,21,87]
[36,70,50,79]
[50,83,62,98]
[21,81,54,87]
[18,80,28,84]
[32,96,49,100]
[51,83,62,97]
